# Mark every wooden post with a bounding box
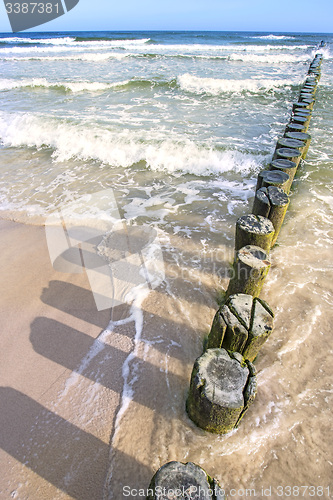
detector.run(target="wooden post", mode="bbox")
[147,461,226,500]
[285,122,307,133]
[275,147,302,165]
[226,245,271,298]
[207,294,274,362]
[235,214,275,253]
[291,114,310,127]
[293,101,313,112]
[252,186,290,245]
[186,348,257,433]
[299,91,314,98]
[270,158,297,192]
[284,131,311,159]
[295,109,312,117]
[274,137,306,160]
[256,169,290,191]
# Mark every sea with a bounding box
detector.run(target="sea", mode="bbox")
[0,31,333,499]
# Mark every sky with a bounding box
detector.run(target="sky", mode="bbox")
[0,0,333,33]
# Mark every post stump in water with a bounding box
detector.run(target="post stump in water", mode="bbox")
[146,461,226,500]
[226,245,271,298]
[256,169,290,192]
[186,348,257,433]
[269,159,297,192]
[284,131,311,159]
[207,293,274,362]
[235,214,275,253]
[285,121,307,134]
[252,186,290,245]
[275,147,302,166]
[274,137,306,159]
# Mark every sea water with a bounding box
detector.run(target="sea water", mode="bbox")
[0,31,332,499]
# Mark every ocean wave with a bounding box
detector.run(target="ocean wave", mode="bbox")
[0,52,130,62]
[177,74,300,95]
[0,78,133,92]
[0,38,151,55]
[229,53,311,63]
[0,112,263,176]
[253,34,296,40]
[0,36,150,47]
[0,41,311,57]
[0,36,76,45]
[0,74,299,95]
[0,77,177,93]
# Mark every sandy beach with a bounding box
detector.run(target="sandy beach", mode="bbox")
[0,218,127,499]
[1,31,333,500]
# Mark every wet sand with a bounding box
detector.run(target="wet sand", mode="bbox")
[1,169,333,500]
[0,219,125,499]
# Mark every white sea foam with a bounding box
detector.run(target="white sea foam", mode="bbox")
[0,52,130,62]
[0,38,151,55]
[0,36,76,44]
[0,75,299,94]
[0,41,310,58]
[178,74,299,95]
[254,34,296,40]
[229,53,311,63]
[0,78,130,92]
[0,111,263,176]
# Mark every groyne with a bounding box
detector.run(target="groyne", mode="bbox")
[145,50,324,495]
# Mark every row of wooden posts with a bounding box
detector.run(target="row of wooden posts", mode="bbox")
[146,52,323,498]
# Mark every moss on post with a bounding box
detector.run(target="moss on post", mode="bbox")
[226,245,271,298]
[207,294,274,362]
[252,186,289,245]
[275,147,302,166]
[235,214,275,253]
[256,169,290,192]
[186,348,257,433]
[284,131,311,159]
[269,158,297,192]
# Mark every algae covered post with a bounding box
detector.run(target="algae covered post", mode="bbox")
[186,348,257,434]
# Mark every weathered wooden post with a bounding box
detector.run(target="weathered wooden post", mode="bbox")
[252,186,290,245]
[292,114,310,127]
[186,348,257,433]
[275,147,302,166]
[293,101,313,112]
[147,461,226,500]
[284,131,311,159]
[207,293,274,361]
[226,245,271,298]
[235,214,275,253]
[294,109,312,117]
[285,121,307,133]
[273,137,306,160]
[256,169,290,192]
[270,158,297,192]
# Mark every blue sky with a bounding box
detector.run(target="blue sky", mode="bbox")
[1,0,333,33]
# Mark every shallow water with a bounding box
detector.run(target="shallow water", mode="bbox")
[0,31,332,499]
